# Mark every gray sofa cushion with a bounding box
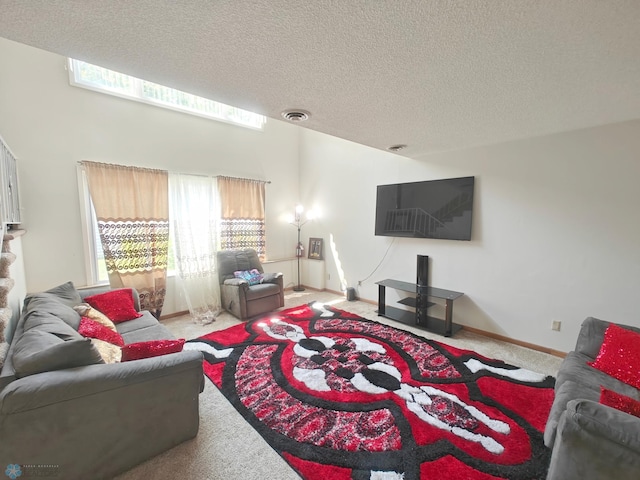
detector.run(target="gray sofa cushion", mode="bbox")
[245,282,281,301]
[21,282,83,332]
[565,398,640,451]
[23,296,82,330]
[46,281,83,305]
[115,312,162,335]
[545,380,600,447]
[13,330,103,377]
[121,323,175,344]
[576,316,640,358]
[118,316,175,345]
[23,281,83,310]
[23,311,81,339]
[548,398,640,480]
[556,351,640,398]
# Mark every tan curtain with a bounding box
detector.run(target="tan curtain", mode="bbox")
[218,176,266,260]
[82,161,169,318]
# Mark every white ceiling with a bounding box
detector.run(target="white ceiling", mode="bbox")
[1,1,639,159]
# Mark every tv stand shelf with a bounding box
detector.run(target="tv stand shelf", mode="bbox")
[375,279,464,337]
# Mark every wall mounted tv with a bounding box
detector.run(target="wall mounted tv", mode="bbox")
[375,176,475,240]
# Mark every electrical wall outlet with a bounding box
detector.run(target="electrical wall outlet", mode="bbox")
[551,320,561,331]
[327,273,331,280]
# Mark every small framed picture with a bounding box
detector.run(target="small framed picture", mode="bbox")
[308,238,323,260]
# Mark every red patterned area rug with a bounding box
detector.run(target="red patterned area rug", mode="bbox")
[185,303,555,480]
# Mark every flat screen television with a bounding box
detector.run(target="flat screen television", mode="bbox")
[375,176,475,240]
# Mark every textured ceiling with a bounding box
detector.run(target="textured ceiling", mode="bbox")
[1,1,639,159]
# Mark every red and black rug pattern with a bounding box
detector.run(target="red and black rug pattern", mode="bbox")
[186,303,555,480]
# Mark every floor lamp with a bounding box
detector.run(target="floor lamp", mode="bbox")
[290,204,312,292]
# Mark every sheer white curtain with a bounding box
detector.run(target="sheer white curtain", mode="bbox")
[169,173,221,324]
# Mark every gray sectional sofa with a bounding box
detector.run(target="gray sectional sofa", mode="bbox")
[0,282,204,479]
[544,317,640,480]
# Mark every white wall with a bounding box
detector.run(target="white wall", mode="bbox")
[2,37,639,353]
[299,120,640,352]
[0,38,301,313]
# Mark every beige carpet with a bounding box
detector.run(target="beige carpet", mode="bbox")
[114,290,562,480]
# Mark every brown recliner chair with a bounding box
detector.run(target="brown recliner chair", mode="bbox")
[216,248,284,320]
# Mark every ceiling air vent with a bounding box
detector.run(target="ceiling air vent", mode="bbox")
[388,144,407,152]
[281,109,310,122]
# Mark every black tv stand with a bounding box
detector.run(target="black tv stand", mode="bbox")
[375,279,464,337]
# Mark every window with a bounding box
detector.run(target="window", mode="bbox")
[78,167,175,285]
[78,168,108,284]
[68,59,266,130]
[86,207,177,285]
[79,166,266,285]
[218,176,267,260]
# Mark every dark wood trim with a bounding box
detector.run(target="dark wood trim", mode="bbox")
[284,285,328,293]
[345,296,566,358]
[247,287,568,358]
[324,287,344,296]
[359,296,378,306]
[461,325,566,358]
[160,310,189,320]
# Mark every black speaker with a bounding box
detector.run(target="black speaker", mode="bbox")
[417,255,429,287]
[346,287,357,301]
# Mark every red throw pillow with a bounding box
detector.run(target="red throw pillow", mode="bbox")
[121,339,185,362]
[84,289,142,323]
[78,317,124,347]
[600,386,640,418]
[588,324,640,389]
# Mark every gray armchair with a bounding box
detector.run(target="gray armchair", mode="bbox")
[216,249,284,320]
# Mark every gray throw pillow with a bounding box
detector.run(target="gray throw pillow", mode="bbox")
[44,281,83,306]
[22,296,82,330]
[23,311,81,339]
[23,281,83,310]
[13,330,104,377]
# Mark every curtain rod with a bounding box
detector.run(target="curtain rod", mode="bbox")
[217,175,271,184]
[77,162,270,184]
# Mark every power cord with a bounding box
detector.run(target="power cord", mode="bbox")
[357,238,396,286]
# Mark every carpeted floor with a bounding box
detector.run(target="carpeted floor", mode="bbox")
[114,290,562,480]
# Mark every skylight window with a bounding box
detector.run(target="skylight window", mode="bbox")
[68,59,266,130]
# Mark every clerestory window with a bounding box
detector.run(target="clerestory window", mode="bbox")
[68,59,266,130]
